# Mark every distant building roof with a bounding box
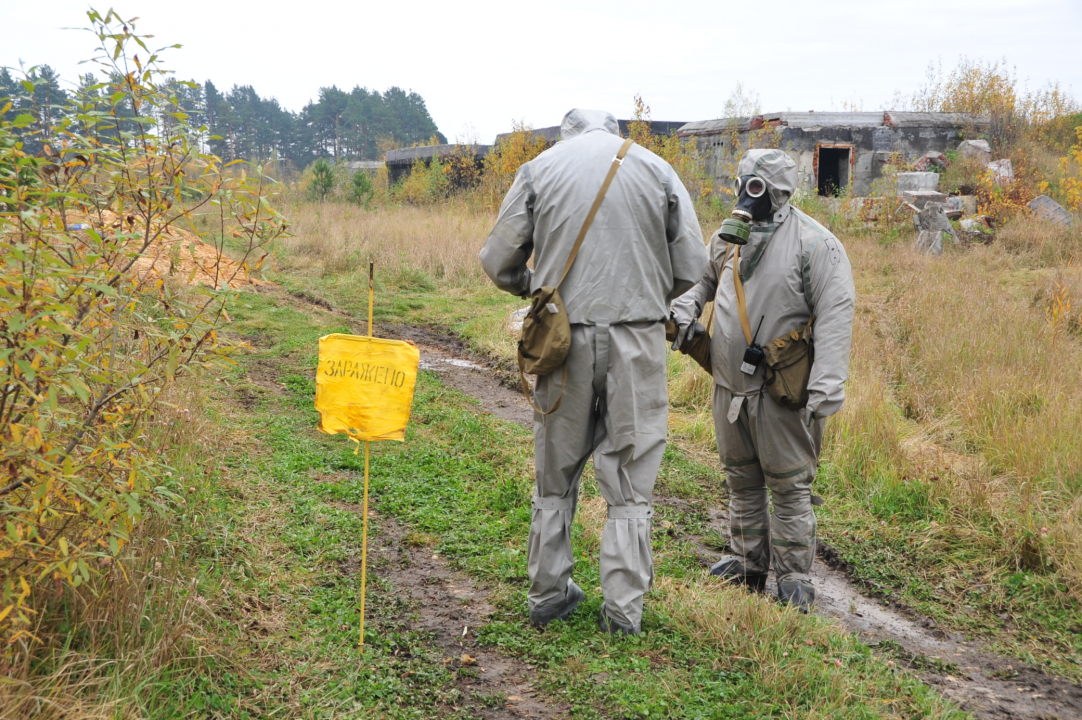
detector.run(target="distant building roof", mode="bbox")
[677,112,990,137]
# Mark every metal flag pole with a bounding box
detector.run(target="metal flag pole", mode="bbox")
[359,260,374,648]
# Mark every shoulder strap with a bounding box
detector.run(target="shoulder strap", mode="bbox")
[557,137,635,287]
[731,245,754,345]
[732,244,816,344]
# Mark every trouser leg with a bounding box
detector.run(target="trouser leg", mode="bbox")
[528,325,601,613]
[766,474,816,583]
[749,392,825,584]
[724,463,771,574]
[594,322,667,630]
[713,386,770,573]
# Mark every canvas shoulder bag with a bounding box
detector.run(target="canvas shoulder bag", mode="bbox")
[731,245,815,410]
[518,137,635,415]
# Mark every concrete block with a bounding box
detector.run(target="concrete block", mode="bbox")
[1028,195,1074,226]
[958,139,991,164]
[944,195,977,219]
[988,159,1014,184]
[914,230,944,255]
[896,172,940,193]
[902,190,947,209]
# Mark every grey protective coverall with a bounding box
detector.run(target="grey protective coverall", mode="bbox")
[671,149,855,586]
[480,109,707,630]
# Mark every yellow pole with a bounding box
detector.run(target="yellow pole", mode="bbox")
[359,441,370,647]
[359,260,375,649]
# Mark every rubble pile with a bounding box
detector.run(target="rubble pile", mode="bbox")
[69,211,271,290]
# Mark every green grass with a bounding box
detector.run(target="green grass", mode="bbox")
[121,288,962,718]
[271,225,1082,686]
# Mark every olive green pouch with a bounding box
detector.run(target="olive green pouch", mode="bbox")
[763,321,814,410]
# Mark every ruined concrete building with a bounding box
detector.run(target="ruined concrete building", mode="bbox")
[387,113,990,197]
[386,121,687,185]
[677,112,989,197]
[384,144,492,184]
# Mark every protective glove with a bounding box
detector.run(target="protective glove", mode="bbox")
[804,406,817,428]
[671,320,706,351]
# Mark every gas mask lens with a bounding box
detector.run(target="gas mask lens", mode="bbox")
[733,176,766,199]
[744,176,766,198]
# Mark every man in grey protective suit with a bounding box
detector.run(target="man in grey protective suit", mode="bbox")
[670,149,855,612]
[480,109,707,635]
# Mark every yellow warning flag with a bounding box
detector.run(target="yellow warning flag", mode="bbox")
[315,333,420,442]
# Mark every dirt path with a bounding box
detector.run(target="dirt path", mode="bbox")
[359,510,566,719]
[385,321,1082,720]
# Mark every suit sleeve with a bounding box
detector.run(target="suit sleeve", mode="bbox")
[665,166,708,300]
[804,235,856,419]
[669,231,724,322]
[479,163,536,297]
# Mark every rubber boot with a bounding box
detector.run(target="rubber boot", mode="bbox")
[598,608,641,636]
[777,578,815,614]
[529,580,585,628]
[709,556,767,592]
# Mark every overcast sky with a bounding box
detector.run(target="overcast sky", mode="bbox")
[2,0,1080,142]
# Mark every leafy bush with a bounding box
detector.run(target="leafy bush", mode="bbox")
[394,156,449,204]
[477,122,548,207]
[0,9,284,649]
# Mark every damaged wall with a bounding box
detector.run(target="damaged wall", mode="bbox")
[677,112,990,197]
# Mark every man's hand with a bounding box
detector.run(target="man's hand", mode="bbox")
[670,308,706,351]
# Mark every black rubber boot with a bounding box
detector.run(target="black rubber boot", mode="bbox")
[709,556,767,592]
[598,608,641,636]
[777,578,816,614]
[529,580,585,628]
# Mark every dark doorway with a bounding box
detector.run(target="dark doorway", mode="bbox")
[817,147,851,196]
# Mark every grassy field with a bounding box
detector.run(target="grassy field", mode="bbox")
[4,284,964,718]
[271,198,1082,682]
[8,194,1081,718]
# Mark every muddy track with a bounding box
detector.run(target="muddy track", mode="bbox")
[279,286,1082,719]
[359,510,566,719]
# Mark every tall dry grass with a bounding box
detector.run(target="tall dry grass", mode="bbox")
[826,222,1082,596]
[1,381,223,718]
[656,576,963,719]
[279,202,495,284]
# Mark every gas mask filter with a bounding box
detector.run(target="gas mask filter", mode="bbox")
[719,175,772,245]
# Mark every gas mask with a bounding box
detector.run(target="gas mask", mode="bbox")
[719,174,772,245]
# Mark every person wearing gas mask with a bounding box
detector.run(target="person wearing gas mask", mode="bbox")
[480,109,707,635]
[670,149,855,612]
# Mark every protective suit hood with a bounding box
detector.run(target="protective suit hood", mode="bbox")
[560,109,620,140]
[737,149,798,213]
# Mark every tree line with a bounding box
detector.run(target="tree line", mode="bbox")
[0,65,445,166]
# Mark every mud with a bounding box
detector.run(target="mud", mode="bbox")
[385,323,523,401]
[364,513,566,719]
[802,555,1082,718]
